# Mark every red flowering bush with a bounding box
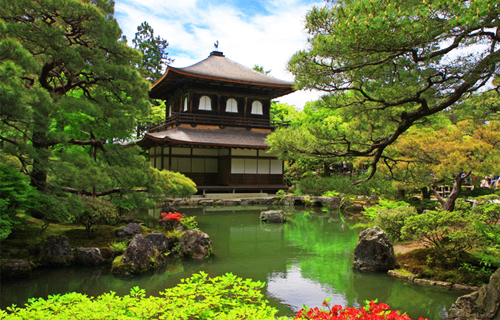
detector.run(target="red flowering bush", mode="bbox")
[159,212,183,229]
[295,299,428,320]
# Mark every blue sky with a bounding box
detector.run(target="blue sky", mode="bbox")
[114,0,323,108]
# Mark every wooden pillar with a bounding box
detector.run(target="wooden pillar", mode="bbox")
[244,97,248,118]
[188,92,193,113]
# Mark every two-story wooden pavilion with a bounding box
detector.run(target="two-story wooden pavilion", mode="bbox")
[136,50,295,194]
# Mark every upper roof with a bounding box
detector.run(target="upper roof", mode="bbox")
[149,51,295,99]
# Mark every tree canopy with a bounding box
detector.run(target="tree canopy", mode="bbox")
[0,0,195,219]
[286,0,500,179]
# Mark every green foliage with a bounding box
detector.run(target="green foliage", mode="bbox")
[132,21,172,83]
[460,186,499,198]
[303,196,315,207]
[402,210,476,261]
[405,197,440,214]
[471,201,500,266]
[0,0,158,220]
[180,215,199,230]
[0,272,278,319]
[372,206,416,242]
[151,169,197,198]
[274,189,293,205]
[73,196,118,236]
[109,240,129,256]
[322,190,340,197]
[295,174,396,198]
[284,0,500,174]
[0,164,37,241]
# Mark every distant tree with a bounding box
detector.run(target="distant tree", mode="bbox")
[287,0,500,181]
[384,119,500,211]
[133,21,173,83]
[132,21,173,136]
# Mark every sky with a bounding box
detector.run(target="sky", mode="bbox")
[114,0,324,109]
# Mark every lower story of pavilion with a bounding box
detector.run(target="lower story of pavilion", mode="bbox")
[147,144,285,193]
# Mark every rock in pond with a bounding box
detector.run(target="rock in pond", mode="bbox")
[353,227,396,272]
[0,259,32,279]
[145,232,169,253]
[39,235,73,266]
[74,248,104,266]
[111,234,163,275]
[161,202,175,213]
[260,210,286,223]
[115,223,142,240]
[448,268,500,320]
[179,230,212,260]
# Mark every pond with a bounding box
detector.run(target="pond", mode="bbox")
[1,205,462,319]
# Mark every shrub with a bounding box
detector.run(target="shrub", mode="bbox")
[73,196,118,236]
[0,272,278,320]
[373,206,416,241]
[295,299,427,320]
[159,212,183,230]
[180,215,198,230]
[471,201,500,267]
[296,175,396,198]
[0,164,37,241]
[363,199,410,220]
[405,197,439,213]
[401,209,477,261]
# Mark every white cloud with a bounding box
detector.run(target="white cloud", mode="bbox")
[114,0,324,108]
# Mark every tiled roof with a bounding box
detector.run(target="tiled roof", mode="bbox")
[139,126,271,148]
[149,52,295,99]
[172,52,293,86]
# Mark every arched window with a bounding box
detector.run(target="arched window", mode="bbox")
[251,100,263,115]
[226,98,238,113]
[183,97,188,112]
[199,96,212,111]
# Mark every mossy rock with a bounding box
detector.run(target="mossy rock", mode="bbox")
[111,235,164,276]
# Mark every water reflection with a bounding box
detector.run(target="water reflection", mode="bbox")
[1,206,461,319]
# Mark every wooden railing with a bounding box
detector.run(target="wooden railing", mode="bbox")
[147,113,290,133]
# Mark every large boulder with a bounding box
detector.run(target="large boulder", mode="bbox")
[0,259,32,279]
[39,236,73,266]
[260,210,286,223]
[353,227,396,272]
[111,234,163,275]
[74,248,104,266]
[448,268,500,320]
[115,223,142,240]
[145,232,169,253]
[179,230,212,260]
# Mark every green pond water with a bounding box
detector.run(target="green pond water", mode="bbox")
[1,205,463,319]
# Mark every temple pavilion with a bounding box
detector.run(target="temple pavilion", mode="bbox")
[137,50,295,194]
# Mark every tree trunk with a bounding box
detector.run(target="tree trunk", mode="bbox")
[396,188,406,200]
[30,131,49,191]
[420,187,431,200]
[429,171,471,211]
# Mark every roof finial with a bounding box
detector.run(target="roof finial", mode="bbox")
[214,40,219,49]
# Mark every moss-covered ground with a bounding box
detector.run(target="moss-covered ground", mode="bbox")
[0,217,156,262]
[396,248,497,286]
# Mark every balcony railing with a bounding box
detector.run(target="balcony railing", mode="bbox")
[147,113,290,133]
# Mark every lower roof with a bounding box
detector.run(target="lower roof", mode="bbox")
[137,126,272,149]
